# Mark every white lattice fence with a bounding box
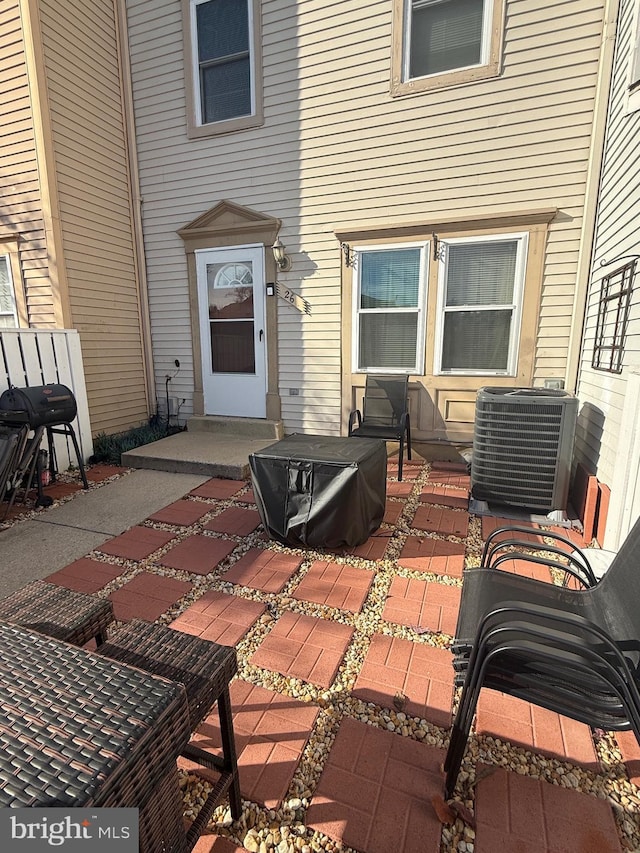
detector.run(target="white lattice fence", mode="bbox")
[0,330,93,468]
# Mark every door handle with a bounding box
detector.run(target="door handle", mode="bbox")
[259,329,264,341]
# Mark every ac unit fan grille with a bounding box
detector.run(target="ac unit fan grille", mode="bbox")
[471,389,578,513]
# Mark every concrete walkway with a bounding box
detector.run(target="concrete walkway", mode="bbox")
[0,468,208,596]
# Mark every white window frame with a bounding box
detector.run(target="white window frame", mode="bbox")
[352,241,429,375]
[403,0,493,83]
[433,232,528,376]
[391,0,504,96]
[185,0,263,138]
[0,253,19,328]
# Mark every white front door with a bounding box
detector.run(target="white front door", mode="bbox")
[196,245,267,417]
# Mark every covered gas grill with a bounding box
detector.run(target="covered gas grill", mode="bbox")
[0,384,88,518]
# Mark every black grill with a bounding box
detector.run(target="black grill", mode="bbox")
[0,384,77,428]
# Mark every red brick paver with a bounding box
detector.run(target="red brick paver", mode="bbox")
[186,680,319,809]
[189,478,245,500]
[109,572,192,621]
[476,691,598,768]
[155,534,236,574]
[47,557,124,594]
[411,504,468,537]
[341,529,392,561]
[293,560,374,613]
[383,577,461,635]
[386,480,414,498]
[306,716,444,853]
[474,766,622,853]
[170,590,265,646]
[383,500,405,525]
[398,536,465,577]
[98,526,175,560]
[148,499,212,526]
[419,483,469,509]
[192,836,245,853]
[251,611,354,688]
[426,463,469,488]
[204,506,262,536]
[224,548,303,593]
[353,634,453,727]
[616,730,640,786]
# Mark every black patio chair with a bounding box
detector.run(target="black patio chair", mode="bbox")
[348,374,411,480]
[443,515,640,797]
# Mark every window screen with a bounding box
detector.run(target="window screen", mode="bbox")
[409,0,485,78]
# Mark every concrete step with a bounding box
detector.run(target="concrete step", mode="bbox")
[187,416,284,440]
[121,430,279,480]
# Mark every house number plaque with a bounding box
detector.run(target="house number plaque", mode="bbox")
[276,282,311,315]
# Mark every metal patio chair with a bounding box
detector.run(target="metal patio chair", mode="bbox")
[444,516,640,797]
[348,374,411,480]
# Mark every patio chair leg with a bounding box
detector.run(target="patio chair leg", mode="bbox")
[217,687,242,819]
[406,415,412,460]
[398,435,404,481]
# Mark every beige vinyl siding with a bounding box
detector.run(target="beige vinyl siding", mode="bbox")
[0,0,54,326]
[575,0,640,488]
[37,0,149,435]
[127,0,605,435]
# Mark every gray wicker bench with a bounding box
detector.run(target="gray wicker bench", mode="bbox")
[97,618,242,848]
[0,579,114,646]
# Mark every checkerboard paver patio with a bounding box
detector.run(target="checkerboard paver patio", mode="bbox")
[353,634,454,727]
[170,590,266,645]
[473,766,622,853]
[223,548,304,593]
[476,691,599,768]
[155,534,237,574]
[292,559,374,613]
[185,680,319,809]
[306,716,444,853]
[383,577,461,635]
[251,611,354,688]
[398,536,465,577]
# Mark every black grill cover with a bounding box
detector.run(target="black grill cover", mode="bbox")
[249,434,387,548]
[0,384,77,428]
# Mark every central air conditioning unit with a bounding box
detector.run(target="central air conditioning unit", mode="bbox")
[471,386,578,518]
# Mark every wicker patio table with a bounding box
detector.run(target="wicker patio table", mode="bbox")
[0,620,191,853]
[0,578,114,646]
[98,618,242,848]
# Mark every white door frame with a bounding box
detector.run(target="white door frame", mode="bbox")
[195,244,267,418]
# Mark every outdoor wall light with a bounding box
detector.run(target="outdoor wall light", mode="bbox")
[271,238,291,271]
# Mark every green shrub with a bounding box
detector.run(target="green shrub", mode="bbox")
[90,423,181,465]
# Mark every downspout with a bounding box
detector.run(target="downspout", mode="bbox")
[113,0,157,416]
[565,0,620,391]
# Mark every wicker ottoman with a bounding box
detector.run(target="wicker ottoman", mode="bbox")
[98,618,242,848]
[0,579,114,646]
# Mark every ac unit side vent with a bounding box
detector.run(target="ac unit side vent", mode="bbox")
[471,387,578,513]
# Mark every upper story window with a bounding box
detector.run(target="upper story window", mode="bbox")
[0,255,19,328]
[391,0,504,96]
[185,0,263,138]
